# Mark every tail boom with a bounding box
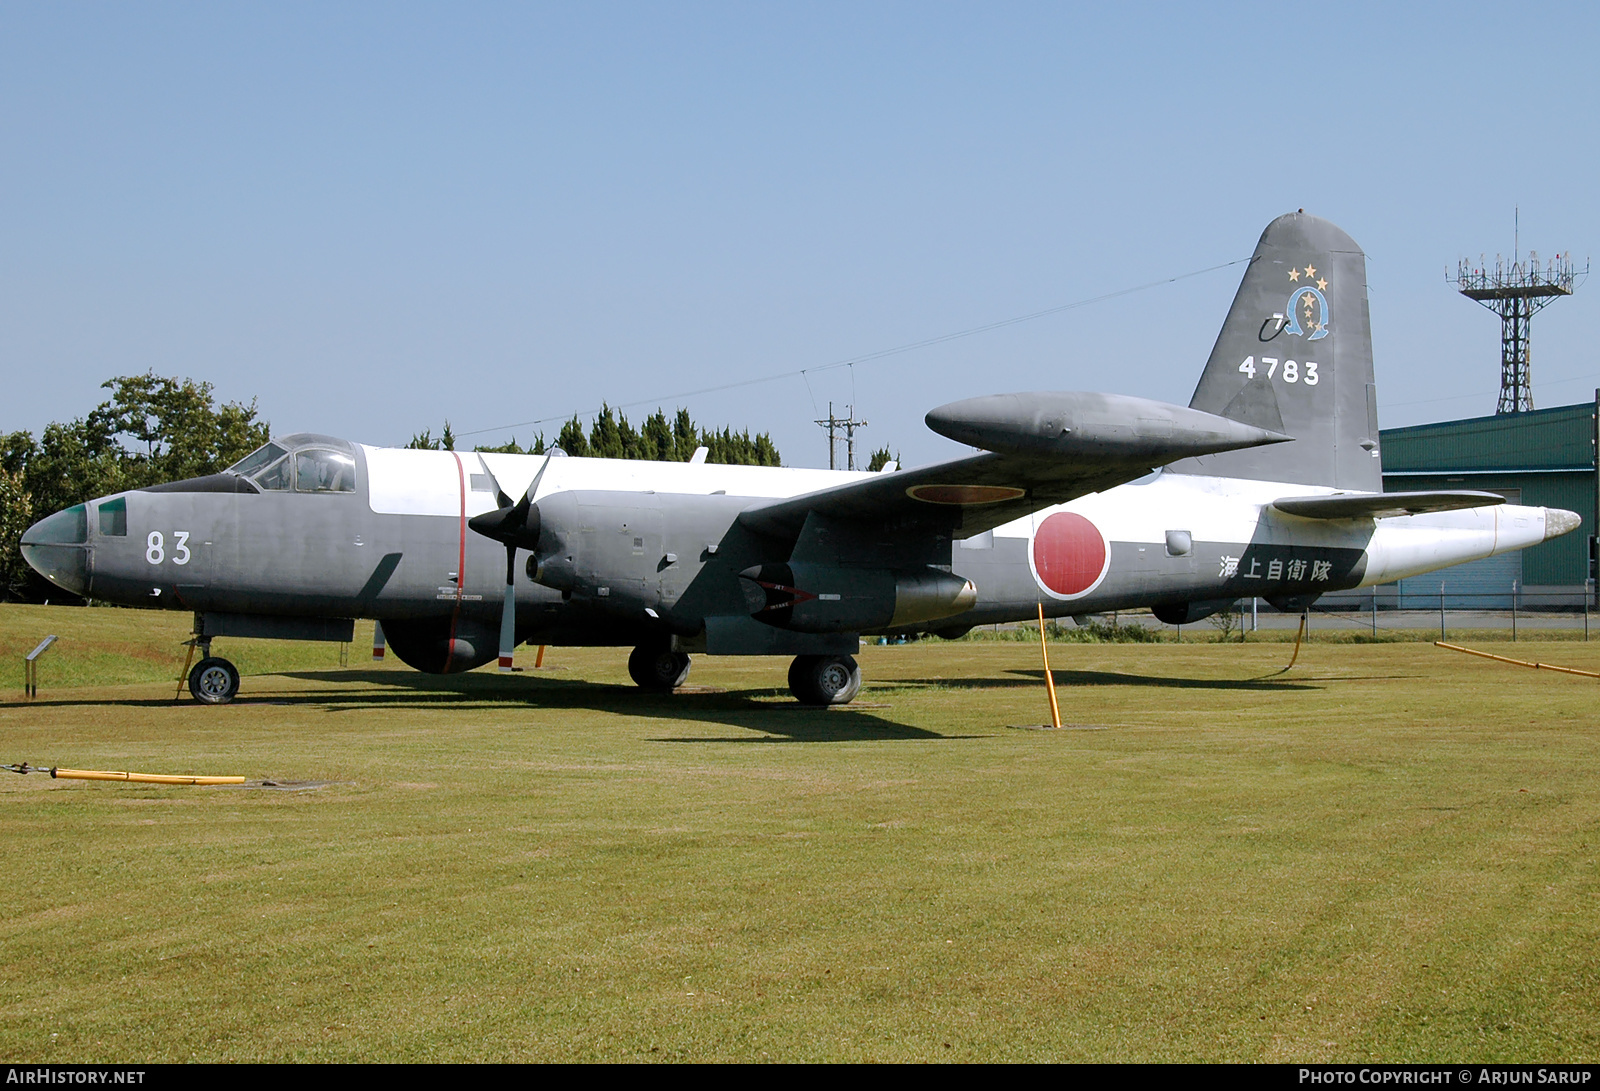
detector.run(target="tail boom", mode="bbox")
[1354,504,1578,587]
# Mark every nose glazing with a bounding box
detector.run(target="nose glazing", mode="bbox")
[19,504,91,596]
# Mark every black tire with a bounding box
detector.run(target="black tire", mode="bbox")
[188,657,241,705]
[627,645,691,690]
[788,654,861,706]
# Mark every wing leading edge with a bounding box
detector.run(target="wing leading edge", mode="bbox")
[738,392,1290,541]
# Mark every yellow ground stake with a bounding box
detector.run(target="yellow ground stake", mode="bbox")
[1283,611,1308,672]
[1435,641,1600,679]
[1037,604,1062,729]
[174,638,198,701]
[4,762,245,785]
[1254,611,1310,680]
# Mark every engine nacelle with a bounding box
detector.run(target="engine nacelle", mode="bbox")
[740,563,976,633]
[528,489,753,617]
[528,490,977,635]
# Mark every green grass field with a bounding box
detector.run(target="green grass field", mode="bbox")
[2,603,1598,1062]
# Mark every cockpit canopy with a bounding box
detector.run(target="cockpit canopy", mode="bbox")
[226,433,357,493]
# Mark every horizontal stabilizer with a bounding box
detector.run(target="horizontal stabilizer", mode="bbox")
[1272,490,1506,520]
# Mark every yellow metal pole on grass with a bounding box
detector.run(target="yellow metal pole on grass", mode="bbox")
[1435,641,1600,679]
[1037,604,1062,730]
[535,645,546,668]
[53,768,247,786]
[4,762,245,786]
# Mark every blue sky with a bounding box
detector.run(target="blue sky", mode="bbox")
[4,2,1597,467]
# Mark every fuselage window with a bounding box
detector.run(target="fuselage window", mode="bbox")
[294,449,356,493]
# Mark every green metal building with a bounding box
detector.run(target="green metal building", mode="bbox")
[1379,397,1599,604]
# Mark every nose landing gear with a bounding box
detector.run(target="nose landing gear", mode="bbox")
[188,656,241,704]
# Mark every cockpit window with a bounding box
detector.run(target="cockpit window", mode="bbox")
[294,449,356,493]
[98,496,127,537]
[224,437,355,493]
[227,443,289,479]
[253,454,293,491]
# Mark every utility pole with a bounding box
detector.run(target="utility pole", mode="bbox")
[814,402,868,469]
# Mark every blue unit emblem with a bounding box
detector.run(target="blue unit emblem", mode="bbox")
[1283,263,1330,340]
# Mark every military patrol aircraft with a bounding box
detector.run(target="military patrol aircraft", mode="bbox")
[20,212,1581,705]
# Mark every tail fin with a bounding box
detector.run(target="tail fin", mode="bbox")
[1167,212,1381,490]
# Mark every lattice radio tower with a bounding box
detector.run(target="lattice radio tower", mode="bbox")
[1455,222,1582,414]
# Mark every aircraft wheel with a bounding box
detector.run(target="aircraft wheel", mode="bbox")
[788,654,861,706]
[628,645,691,691]
[188,657,241,705]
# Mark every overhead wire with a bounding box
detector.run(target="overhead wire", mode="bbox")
[458,256,1250,440]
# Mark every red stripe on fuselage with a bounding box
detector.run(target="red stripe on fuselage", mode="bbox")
[443,452,467,673]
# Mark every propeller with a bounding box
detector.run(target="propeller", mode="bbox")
[468,452,555,672]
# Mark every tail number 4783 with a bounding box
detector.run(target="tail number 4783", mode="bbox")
[1240,357,1318,385]
[145,531,191,565]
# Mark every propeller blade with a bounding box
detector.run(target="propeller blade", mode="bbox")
[470,452,558,673]
[498,544,516,672]
[468,452,554,551]
[471,452,515,509]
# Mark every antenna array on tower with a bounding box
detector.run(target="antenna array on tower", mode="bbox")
[1456,250,1581,414]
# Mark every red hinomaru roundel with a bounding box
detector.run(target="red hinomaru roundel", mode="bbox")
[1030,512,1109,599]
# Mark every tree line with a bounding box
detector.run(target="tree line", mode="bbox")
[2,376,789,601]
[409,404,782,466]
[2,374,270,601]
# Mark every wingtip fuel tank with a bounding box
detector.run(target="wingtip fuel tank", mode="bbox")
[925,391,1291,464]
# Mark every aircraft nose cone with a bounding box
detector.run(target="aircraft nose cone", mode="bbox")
[19,504,91,596]
[1545,508,1582,542]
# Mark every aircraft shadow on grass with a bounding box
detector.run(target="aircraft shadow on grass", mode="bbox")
[319,669,988,741]
[894,668,1323,691]
[26,662,1412,738]
[25,668,960,742]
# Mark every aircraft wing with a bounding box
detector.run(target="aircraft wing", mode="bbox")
[1272,490,1507,520]
[739,391,1291,541]
[738,448,1137,540]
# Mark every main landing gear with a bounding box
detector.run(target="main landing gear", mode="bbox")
[188,655,241,704]
[626,645,862,705]
[628,643,692,691]
[787,654,861,706]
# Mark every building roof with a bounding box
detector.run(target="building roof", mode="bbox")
[1380,401,1596,473]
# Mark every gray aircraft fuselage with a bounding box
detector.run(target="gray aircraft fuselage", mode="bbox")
[19,212,1582,699]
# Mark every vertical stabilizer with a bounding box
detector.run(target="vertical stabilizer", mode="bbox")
[1168,212,1381,490]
